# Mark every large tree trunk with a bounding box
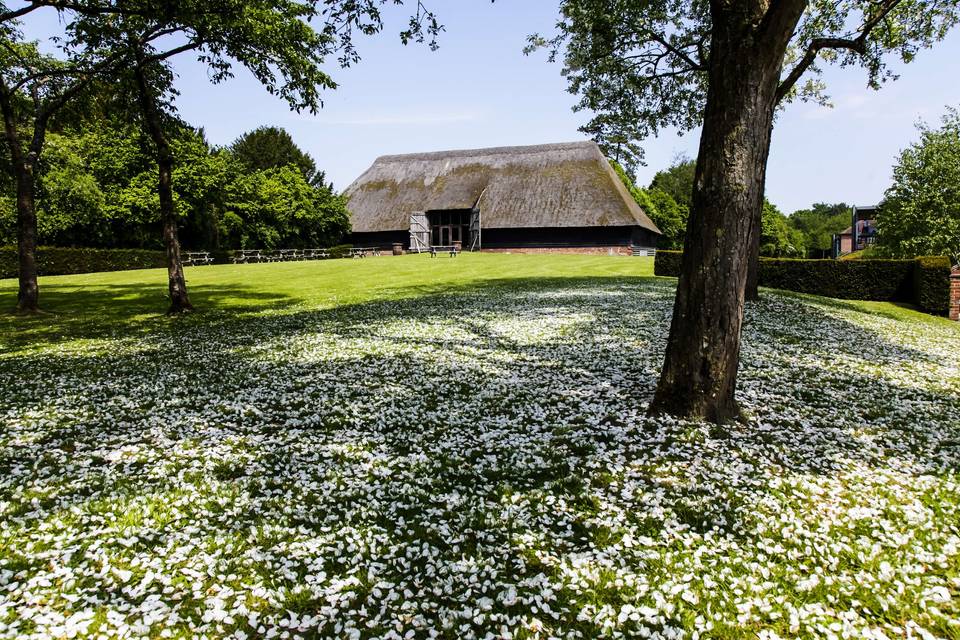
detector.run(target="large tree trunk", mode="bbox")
[133,64,192,314]
[0,89,41,314]
[649,2,803,423]
[14,158,40,313]
[745,120,776,302]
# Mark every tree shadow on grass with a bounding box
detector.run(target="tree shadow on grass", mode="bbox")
[1,278,959,637]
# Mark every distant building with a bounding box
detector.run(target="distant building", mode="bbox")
[345,141,661,254]
[832,205,878,258]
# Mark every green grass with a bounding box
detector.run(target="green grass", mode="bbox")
[2,254,959,639]
[0,253,654,345]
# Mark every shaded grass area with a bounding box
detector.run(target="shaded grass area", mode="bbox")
[2,255,960,639]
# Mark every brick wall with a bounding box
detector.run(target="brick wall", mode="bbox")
[480,246,634,256]
[950,265,960,321]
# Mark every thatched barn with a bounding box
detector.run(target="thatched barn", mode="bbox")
[345,141,661,254]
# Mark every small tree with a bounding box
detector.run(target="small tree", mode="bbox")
[533,0,960,422]
[877,107,960,258]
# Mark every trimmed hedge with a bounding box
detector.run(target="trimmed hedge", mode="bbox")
[1,244,362,279]
[653,250,683,277]
[1,247,166,279]
[914,255,953,315]
[760,258,914,301]
[653,250,953,315]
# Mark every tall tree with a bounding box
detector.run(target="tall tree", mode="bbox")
[3,0,440,314]
[788,202,851,257]
[0,30,125,312]
[64,0,341,312]
[877,107,960,258]
[232,126,326,187]
[650,156,696,209]
[533,0,959,422]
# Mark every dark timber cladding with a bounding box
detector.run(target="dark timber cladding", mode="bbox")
[345,141,661,252]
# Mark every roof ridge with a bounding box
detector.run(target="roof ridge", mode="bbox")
[373,141,598,163]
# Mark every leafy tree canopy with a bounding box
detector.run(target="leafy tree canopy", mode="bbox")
[649,156,696,209]
[232,126,326,188]
[529,0,960,174]
[788,202,852,254]
[877,107,960,258]
[0,115,349,251]
[761,200,805,257]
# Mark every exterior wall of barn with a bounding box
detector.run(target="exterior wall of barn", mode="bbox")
[351,230,409,248]
[352,225,658,253]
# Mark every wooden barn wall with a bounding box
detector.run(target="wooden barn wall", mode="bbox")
[352,226,658,250]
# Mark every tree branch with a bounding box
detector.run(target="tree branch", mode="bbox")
[776,0,904,102]
[650,33,706,71]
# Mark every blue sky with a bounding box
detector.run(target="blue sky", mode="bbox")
[20,1,960,213]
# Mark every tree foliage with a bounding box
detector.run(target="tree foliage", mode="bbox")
[788,202,852,256]
[530,0,960,174]
[231,126,327,187]
[760,200,805,257]
[650,156,696,210]
[877,107,960,258]
[0,118,349,250]
[610,159,687,249]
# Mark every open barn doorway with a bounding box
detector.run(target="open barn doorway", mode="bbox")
[427,210,472,247]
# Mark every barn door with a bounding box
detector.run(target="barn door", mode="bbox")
[469,208,481,251]
[409,211,429,253]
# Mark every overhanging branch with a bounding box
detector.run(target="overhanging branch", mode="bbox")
[776,0,904,102]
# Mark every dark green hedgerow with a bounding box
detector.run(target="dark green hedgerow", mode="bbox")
[654,250,952,314]
[1,247,166,279]
[1,245,359,279]
[913,256,953,315]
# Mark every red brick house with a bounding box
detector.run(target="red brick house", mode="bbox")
[832,205,878,258]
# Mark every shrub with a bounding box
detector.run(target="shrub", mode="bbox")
[1,246,166,279]
[328,244,353,259]
[653,250,949,308]
[654,250,683,276]
[913,255,953,315]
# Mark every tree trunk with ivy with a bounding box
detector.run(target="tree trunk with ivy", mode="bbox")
[133,63,192,314]
[650,1,805,423]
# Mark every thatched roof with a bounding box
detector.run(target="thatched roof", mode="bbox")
[345,141,660,234]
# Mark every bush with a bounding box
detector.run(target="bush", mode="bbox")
[913,255,953,315]
[328,244,353,259]
[1,246,166,279]
[654,250,954,312]
[654,250,683,276]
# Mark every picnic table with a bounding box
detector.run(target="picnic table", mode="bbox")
[182,251,213,267]
[350,247,382,258]
[429,245,459,257]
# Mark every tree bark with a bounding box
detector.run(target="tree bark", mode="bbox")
[133,63,192,314]
[745,210,762,302]
[649,1,805,423]
[14,159,40,313]
[0,88,41,313]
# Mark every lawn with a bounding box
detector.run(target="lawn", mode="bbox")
[1,254,959,639]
